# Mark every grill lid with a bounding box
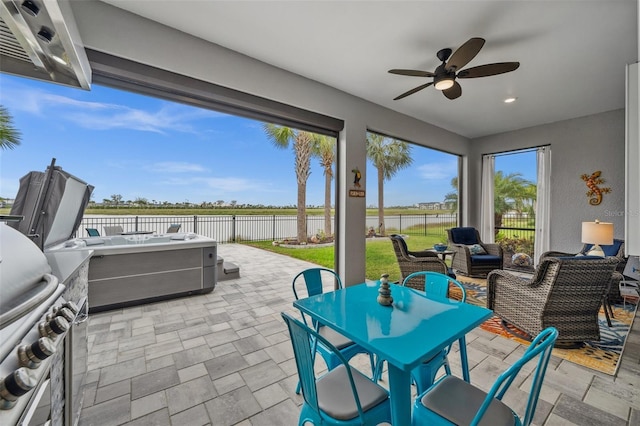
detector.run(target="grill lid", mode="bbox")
[0,223,57,328]
[9,160,94,250]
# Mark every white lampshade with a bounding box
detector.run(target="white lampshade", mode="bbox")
[581,220,614,257]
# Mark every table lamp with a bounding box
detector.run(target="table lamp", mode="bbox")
[581,220,614,257]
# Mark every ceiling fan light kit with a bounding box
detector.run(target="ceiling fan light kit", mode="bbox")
[434,74,455,90]
[390,37,520,100]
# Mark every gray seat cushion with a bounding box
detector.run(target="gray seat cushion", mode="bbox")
[318,325,353,350]
[470,254,502,264]
[420,375,516,426]
[316,365,389,420]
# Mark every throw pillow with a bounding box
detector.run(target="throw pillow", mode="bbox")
[467,244,487,255]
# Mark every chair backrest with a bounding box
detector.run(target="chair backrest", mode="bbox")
[473,327,558,426]
[292,268,342,329]
[292,267,342,300]
[167,224,181,233]
[390,234,410,258]
[390,234,439,259]
[535,256,619,303]
[448,227,480,245]
[86,228,100,237]
[281,312,368,422]
[103,225,124,236]
[402,271,466,303]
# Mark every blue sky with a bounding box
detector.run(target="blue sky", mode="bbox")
[0,73,535,206]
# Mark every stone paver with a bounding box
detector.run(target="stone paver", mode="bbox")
[79,243,640,425]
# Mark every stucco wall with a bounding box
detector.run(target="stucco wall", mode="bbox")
[471,109,626,253]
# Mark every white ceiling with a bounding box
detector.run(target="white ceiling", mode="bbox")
[101,0,638,138]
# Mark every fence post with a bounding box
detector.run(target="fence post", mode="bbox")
[134,216,139,231]
[193,215,198,234]
[424,213,427,236]
[273,215,276,241]
[399,214,402,234]
[232,215,236,242]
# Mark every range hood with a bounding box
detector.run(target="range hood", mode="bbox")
[0,0,91,89]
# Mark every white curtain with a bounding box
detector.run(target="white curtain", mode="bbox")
[480,154,495,243]
[534,146,552,264]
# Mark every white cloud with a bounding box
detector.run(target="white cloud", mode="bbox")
[149,162,208,173]
[0,78,225,134]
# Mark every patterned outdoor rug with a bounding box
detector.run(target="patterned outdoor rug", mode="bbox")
[458,277,638,376]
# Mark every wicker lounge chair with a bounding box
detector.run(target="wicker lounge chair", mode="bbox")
[545,239,626,304]
[390,234,455,291]
[447,227,503,277]
[487,254,619,344]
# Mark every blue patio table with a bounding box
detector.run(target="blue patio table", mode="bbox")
[292,281,492,425]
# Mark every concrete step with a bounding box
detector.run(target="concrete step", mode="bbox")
[217,256,240,281]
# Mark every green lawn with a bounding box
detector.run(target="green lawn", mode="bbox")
[244,234,445,282]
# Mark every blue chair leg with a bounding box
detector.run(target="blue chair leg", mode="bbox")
[411,356,449,395]
[373,356,385,382]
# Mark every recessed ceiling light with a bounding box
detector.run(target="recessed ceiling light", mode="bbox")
[504,97,517,103]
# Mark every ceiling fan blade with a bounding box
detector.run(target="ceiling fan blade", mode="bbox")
[457,62,520,78]
[389,69,435,77]
[445,37,485,72]
[443,81,462,100]
[393,82,433,100]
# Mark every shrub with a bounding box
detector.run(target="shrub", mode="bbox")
[498,235,534,255]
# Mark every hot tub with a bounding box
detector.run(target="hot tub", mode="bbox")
[9,160,218,313]
[47,233,217,312]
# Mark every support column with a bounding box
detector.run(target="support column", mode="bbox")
[337,121,368,286]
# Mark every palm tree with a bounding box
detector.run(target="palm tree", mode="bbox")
[366,133,413,235]
[312,135,336,238]
[263,123,313,243]
[494,171,535,229]
[110,194,123,207]
[444,177,459,212]
[0,106,21,150]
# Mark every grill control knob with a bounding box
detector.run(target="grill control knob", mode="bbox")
[55,307,75,323]
[17,338,56,368]
[62,301,79,315]
[38,316,69,339]
[0,368,37,409]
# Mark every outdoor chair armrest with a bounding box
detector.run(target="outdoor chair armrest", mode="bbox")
[409,250,439,258]
[450,243,471,254]
[481,243,503,257]
[487,269,544,311]
[541,250,576,258]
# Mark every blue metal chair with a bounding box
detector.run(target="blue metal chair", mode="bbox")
[373,271,467,395]
[292,268,376,394]
[86,227,100,237]
[412,327,558,426]
[281,312,392,426]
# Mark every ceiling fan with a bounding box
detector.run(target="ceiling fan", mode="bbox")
[389,37,520,100]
